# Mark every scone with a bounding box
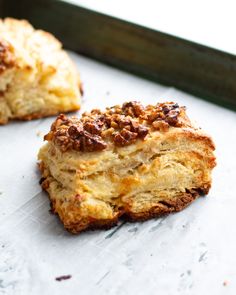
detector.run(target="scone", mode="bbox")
[38,101,216,234]
[0,18,81,124]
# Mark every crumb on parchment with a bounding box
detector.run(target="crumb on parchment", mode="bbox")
[55,275,72,281]
[36,131,42,137]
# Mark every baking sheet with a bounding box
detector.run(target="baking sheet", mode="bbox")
[0,52,236,295]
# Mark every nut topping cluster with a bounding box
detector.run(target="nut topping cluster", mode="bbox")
[44,101,185,152]
[0,39,15,74]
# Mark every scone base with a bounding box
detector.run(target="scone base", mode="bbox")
[45,184,206,234]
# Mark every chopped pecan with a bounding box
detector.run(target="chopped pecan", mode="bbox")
[68,125,84,138]
[67,125,107,152]
[79,133,107,152]
[114,129,138,146]
[122,101,145,117]
[137,125,149,138]
[118,117,132,129]
[162,102,178,113]
[83,121,103,135]
[50,114,70,132]
[165,109,180,125]
[90,109,101,115]
[152,120,169,132]
[106,105,122,115]
[101,127,114,138]
[0,39,15,73]
[111,121,119,128]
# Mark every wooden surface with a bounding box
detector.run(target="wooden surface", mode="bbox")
[0,52,236,295]
[1,0,236,110]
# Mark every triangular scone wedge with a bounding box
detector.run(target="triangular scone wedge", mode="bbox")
[0,18,81,124]
[38,101,216,234]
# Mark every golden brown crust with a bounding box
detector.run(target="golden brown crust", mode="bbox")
[125,190,201,221]
[58,207,120,234]
[47,184,205,234]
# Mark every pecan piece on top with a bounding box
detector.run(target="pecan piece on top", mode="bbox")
[68,124,84,138]
[114,129,138,146]
[122,101,145,117]
[137,125,149,138]
[68,125,107,152]
[152,120,169,132]
[79,132,107,152]
[83,120,103,135]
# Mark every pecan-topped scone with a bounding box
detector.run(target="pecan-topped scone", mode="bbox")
[38,101,216,234]
[0,18,81,124]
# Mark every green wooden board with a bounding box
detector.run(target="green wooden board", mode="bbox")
[1,0,236,110]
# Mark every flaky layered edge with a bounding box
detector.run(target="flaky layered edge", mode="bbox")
[42,165,208,235]
[38,126,216,234]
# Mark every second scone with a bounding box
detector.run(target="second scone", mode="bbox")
[38,101,216,234]
[0,18,81,124]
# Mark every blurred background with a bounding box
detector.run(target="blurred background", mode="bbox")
[67,0,236,53]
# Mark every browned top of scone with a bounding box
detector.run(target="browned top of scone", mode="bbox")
[0,39,15,74]
[44,101,190,152]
